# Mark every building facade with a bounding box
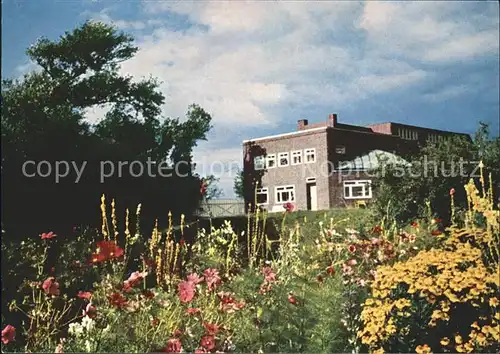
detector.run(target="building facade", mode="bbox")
[242,114,470,212]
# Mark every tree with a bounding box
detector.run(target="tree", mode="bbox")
[372,123,500,224]
[233,169,244,199]
[1,21,212,240]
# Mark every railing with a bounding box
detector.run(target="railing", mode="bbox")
[196,199,246,218]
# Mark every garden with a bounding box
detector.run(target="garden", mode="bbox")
[1,167,499,353]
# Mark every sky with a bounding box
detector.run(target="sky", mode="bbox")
[3,0,500,198]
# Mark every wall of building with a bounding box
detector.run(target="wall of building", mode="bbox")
[243,129,330,211]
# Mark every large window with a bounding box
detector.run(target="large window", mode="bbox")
[254,156,265,170]
[343,180,372,199]
[256,187,269,205]
[291,150,302,165]
[398,128,418,140]
[275,185,295,203]
[304,148,316,163]
[278,152,290,167]
[266,154,276,168]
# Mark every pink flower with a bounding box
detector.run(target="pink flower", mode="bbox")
[203,268,221,291]
[186,273,204,285]
[200,335,216,351]
[1,325,16,344]
[203,322,220,335]
[83,303,97,318]
[450,188,456,195]
[178,280,196,303]
[42,277,60,296]
[77,291,92,300]
[348,244,357,253]
[283,202,295,212]
[346,259,357,266]
[123,271,148,292]
[40,231,57,240]
[164,338,182,353]
[288,293,298,305]
[261,266,276,283]
[186,307,201,315]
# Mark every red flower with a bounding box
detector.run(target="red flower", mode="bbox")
[77,291,92,300]
[42,277,60,296]
[348,244,357,253]
[261,266,276,283]
[431,230,443,236]
[450,188,456,195]
[164,338,182,353]
[186,273,204,285]
[91,241,124,263]
[108,292,128,308]
[151,318,160,326]
[123,271,148,292]
[317,275,324,283]
[200,335,216,351]
[288,293,298,305]
[203,268,221,291]
[195,348,208,354]
[433,218,443,224]
[371,225,383,234]
[186,307,201,315]
[179,238,186,247]
[283,202,295,212]
[83,303,97,318]
[1,325,16,344]
[40,231,57,240]
[178,280,196,303]
[217,292,245,313]
[326,265,335,275]
[200,180,208,196]
[173,329,183,337]
[410,221,419,228]
[142,289,156,300]
[203,322,220,335]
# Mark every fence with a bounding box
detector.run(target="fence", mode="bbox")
[196,199,246,218]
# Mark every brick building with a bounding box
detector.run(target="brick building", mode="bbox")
[242,113,470,212]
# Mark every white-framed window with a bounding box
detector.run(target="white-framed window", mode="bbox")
[398,128,418,141]
[304,148,316,163]
[278,152,289,167]
[343,180,372,199]
[254,156,265,170]
[266,154,276,169]
[335,146,346,154]
[256,187,269,205]
[291,150,302,165]
[275,185,295,203]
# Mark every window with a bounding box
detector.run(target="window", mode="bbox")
[398,128,418,141]
[266,154,276,169]
[304,148,316,163]
[343,180,372,199]
[254,156,265,170]
[256,187,269,205]
[291,150,302,165]
[275,185,295,203]
[278,152,289,167]
[335,146,346,154]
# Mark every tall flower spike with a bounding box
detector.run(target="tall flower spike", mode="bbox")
[100,194,109,241]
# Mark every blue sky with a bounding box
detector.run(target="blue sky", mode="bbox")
[3,0,499,197]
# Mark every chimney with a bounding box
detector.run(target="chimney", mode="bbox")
[328,113,338,127]
[297,119,308,131]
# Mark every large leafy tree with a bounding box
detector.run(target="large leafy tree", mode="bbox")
[1,21,212,239]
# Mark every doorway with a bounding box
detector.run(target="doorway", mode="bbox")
[306,178,318,211]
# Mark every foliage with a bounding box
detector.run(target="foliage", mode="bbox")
[1,21,212,240]
[372,123,500,224]
[359,173,499,353]
[233,170,244,200]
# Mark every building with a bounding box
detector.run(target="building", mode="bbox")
[242,113,470,212]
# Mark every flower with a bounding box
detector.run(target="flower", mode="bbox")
[178,280,196,303]
[164,338,182,353]
[326,265,335,275]
[200,180,208,196]
[40,231,57,240]
[91,241,124,263]
[450,188,456,195]
[371,225,383,234]
[316,274,324,283]
[77,291,92,300]
[288,293,298,305]
[261,266,276,283]
[203,268,221,291]
[346,259,357,266]
[283,202,295,212]
[186,307,201,315]
[411,221,419,228]
[203,322,220,335]
[141,290,156,300]
[173,329,183,337]
[42,277,60,296]
[415,344,432,354]
[217,292,245,313]
[123,271,148,292]
[108,293,128,308]
[200,335,216,351]
[431,230,443,236]
[440,337,450,346]
[348,244,357,253]
[186,273,204,285]
[83,303,97,318]
[195,348,208,354]
[1,325,16,344]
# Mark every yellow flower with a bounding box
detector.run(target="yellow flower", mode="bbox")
[372,348,385,354]
[455,334,463,344]
[489,297,498,307]
[440,337,450,346]
[456,344,465,353]
[464,342,474,353]
[471,321,480,330]
[415,344,432,354]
